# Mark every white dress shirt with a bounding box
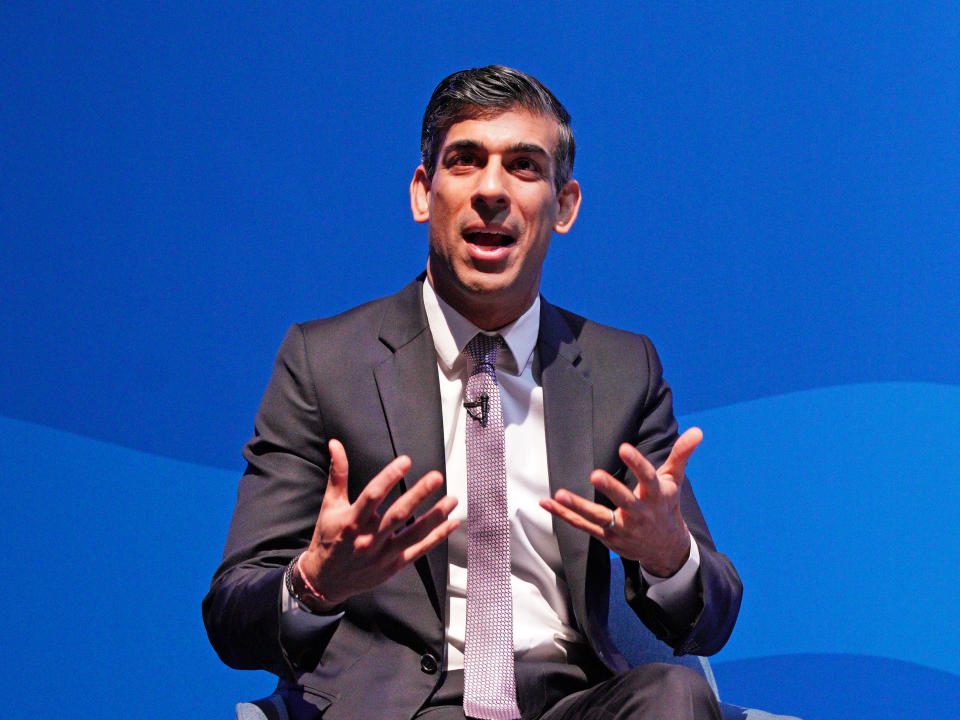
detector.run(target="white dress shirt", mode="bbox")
[421,280,700,671]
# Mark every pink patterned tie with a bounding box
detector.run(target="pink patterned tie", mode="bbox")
[462,333,521,720]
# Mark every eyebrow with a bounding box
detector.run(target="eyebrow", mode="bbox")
[442,140,550,157]
[443,140,482,153]
[508,142,549,156]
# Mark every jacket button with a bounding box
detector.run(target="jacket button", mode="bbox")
[419,653,439,674]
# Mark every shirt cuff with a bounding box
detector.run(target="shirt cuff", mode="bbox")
[640,533,700,613]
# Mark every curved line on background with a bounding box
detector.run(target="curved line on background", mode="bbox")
[711,652,960,720]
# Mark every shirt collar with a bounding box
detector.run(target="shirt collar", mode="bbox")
[422,278,540,376]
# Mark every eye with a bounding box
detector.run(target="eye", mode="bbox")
[446,151,480,168]
[510,156,542,177]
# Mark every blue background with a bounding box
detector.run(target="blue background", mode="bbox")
[2,2,958,718]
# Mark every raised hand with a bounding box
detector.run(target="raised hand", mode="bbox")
[294,439,459,611]
[540,427,703,578]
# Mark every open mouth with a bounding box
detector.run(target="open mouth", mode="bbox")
[464,231,515,248]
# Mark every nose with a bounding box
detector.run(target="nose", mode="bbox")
[472,157,509,210]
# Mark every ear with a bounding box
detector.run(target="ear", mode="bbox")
[410,165,431,223]
[553,179,581,234]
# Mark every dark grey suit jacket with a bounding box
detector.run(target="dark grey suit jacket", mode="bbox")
[203,277,742,720]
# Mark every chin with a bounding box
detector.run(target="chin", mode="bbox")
[460,273,513,298]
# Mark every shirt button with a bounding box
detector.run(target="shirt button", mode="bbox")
[419,653,439,674]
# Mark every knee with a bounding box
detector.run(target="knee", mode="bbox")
[621,663,720,717]
[544,663,720,720]
[636,663,715,699]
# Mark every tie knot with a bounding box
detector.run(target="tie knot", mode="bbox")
[465,333,503,376]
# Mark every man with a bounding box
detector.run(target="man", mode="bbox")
[204,65,742,720]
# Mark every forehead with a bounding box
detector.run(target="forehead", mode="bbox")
[440,109,560,152]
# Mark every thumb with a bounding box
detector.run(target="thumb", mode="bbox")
[324,438,350,502]
[660,427,703,482]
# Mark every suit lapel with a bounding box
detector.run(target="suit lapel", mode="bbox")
[538,300,596,631]
[372,278,448,619]
[539,300,629,671]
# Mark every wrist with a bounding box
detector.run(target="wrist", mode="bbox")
[285,553,342,614]
[642,533,693,579]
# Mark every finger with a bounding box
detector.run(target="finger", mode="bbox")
[546,489,615,533]
[323,439,350,503]
[398,515,461,566]
[539,497,606,539]
[351,454,413,520]
[392,494,458,549]
[659,427,703,484]
[378,471,445,534]
[618,443,660,500]
[589,469,637,509]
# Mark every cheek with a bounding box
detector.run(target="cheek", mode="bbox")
[428,192,457,226]
[522,191,559,225]
[427,203,459,255]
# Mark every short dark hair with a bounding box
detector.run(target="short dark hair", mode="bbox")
[420,65,575,195]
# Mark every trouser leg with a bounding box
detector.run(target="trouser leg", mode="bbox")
[539,663,723,720]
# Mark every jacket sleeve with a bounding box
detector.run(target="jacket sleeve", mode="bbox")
[621,336,743,656]
[202,323,338,676]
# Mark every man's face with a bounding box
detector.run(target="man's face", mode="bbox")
[410,108,580,330]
